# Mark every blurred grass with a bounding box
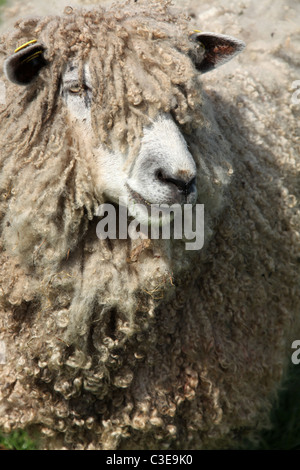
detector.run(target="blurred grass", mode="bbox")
[241,364,300,450]
[258,365,300,449]
[0,429,37,450]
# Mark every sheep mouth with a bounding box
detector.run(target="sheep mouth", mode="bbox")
[126,184,152,208]
[125,184,188,219]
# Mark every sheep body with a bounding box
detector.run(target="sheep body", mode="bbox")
[0,0,299,450]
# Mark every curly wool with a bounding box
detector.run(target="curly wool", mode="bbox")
[0,0,299,450]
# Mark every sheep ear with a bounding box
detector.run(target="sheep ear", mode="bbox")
[189,32,245,74]
[4,41,47,85]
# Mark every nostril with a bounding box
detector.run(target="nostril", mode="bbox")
[155,169,196,195]
[156,170,166,183]
[185,177,196,192]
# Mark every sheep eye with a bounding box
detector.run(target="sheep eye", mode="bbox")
[64,83,91,95]
[62,79,92,110]
[68,86,82,94]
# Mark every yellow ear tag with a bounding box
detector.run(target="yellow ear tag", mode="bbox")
[189,30,205,50]
[14,39,37,54]
[21,50,43,65]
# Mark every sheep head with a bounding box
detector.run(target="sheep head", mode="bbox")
[3,4,244,229]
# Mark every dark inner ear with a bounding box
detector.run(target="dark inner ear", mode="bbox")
[4,43,47,86]
[189,32,245,74]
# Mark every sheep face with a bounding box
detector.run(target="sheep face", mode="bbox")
[62,63,197,225]
[58,28,243,227]
[3,9,244,231]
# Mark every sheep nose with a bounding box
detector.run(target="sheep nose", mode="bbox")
[156,169,197,198]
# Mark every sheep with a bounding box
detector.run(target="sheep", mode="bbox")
[0,0,299,450]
